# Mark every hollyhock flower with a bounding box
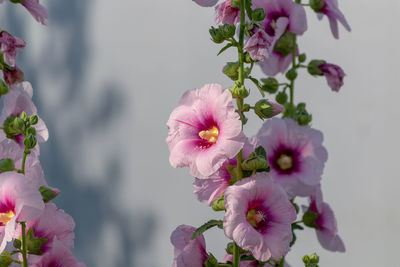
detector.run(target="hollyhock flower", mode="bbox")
[215,0,240,25]
[15,203,75,264]
[31,238,86,267]
[3,66,24,85]
[224,174,296,262]
[319,63,345,92]
[21,0,48,25]
[192,0,219,7]
[313,0,351,39]
[244,29,274,61]
[0,31,25,68]
[0,172,44,252]
[170,225,207,267]
[223,254,291,267]
[0,81,49,147]
[302,186,345,252]
[249,0,306,75]
[193,138,256,205]
[167,84,245,178]
[256,118,328,197]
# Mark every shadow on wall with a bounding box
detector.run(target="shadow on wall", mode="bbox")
[4,2,155,266]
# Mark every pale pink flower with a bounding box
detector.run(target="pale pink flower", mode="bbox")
[0,31,25,68]
[316,0,350,39]
[303,186,345,252]
[193,138,256,205]
[244,29,274,61]
[167,84,245,178]
[215,0,240,25]
[21,0,48,25]
[256,118,328,197]
[224,174,296,262]
[0,172,44,252]
[223,254,291,267]
[193,0,219,7]
[171,225,208,267]
[31,238,86,267]
[319,63,345,92]
[258,51,294,76]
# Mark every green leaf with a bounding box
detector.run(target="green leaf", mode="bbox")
[254,146,266,159]
[192,220,223,240]
[204,253,219,267]
[218,43,234,56]
[245,0,253,19]
[248,76,265,97]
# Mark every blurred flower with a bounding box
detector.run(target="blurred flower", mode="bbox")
[319,63,345,92]
[3,66,24,85]
[215,0,240,25]
[0,31,25,68]
[256,118,328,197]
[223,174,296,262]
[167,84,244,178]
[21,0,48,25]
[171,225,207,267]
[244,29,273,61]
[192,0,219,7]
[302,185,345,252]
[0,172,44,252]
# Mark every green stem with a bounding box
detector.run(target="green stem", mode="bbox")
[289,35,297,106]
[20,150,28,175]
[21,222,28,267]
[238,0,246,85]
[233,242,240,267]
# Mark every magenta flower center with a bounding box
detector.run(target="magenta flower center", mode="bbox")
[277,154,293,170]
[199,126,219,143]
[247,206,268,232]
[0,210,14,226]
[270,146,300,175]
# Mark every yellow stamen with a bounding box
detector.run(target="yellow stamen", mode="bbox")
[199,126,219,143]
[0,211,14,226]
[247,209,266,228]
[277,154,293,170]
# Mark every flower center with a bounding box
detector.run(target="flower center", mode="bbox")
[277,154,293,170]
[247,209,267,228]
[199,126,219,143]
[0,211,14,226]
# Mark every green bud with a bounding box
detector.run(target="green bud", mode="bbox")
[309,253,320,263]
[26,126,36,136]
[252,8,266,21]
[229,85,249,98]
[13,239,21,249]
[298,53,307,63]
[303,253,320,267]
[19,111,28,121]
[0,251,13,267]
[274,32,296,57]
[254,99,282,119]
[310,0,325,12]
[0,158,15,172]
[242,153,268,171]
[286,69,298,81]
[261,77,279,94]
[223,62,240,81]
[244,52,252,64]
[295,102,313,125]
[220,24,236,39]
[39,186,59,203]
[212,194,226,211]
[302,209,320,229]
[25,228,48,255]
[209,26,225,44]
[29,115,39,125]
[230,0,240,8]
[307,60,326,76]
[12,117,24,132]
[276,92,288,105]
[0,80,9,96]
[24,134,37,149]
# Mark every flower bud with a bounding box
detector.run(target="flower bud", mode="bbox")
[295,102,313,125]
[310,0,325,13]
[13,239,22,249]
[24,134,37,149]
[223,62,239,80]
[0,80,9,96]
[0,251,13,267]
[0,158,15,172]
[252,8,266,21]
[241,153,268,171]
[298,53,307,63]
[39,186,60,203]
[308,60,326,76]
[303,253,320,267]
[274,32,296,57]
[26,126,36,136]
[19,111,28,121]
[286,68,298,81]
[209,26,225,44]
[220,24,236,39]
[244,52,252,63]
[261,77,279,93]
[212,194,225,211]
[229,85,249,99]
[254,99,284,119]
[275,91,288,104]
[302,209,320,229]
[12,117,24,132]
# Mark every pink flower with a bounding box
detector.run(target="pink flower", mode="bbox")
[316,0,351,39]
[251,0,307,75]
[0,172,44,252]
[223,174,296,262]
[193,138,256,205]
[303,186,345,252]
[256,118,328,197]
[167,84,245,178]
[15,203,75,264]
[319,63,345,92]
[215,0,240,25]
[223,254,292,267]
[0,81,49,147]
[21,0,48,25]
[31,238,86,267]
[3,66,24,85]
[0,32,25,68]
[171,225,208,267]
[244,29,274,61]
[192,0,219,7]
